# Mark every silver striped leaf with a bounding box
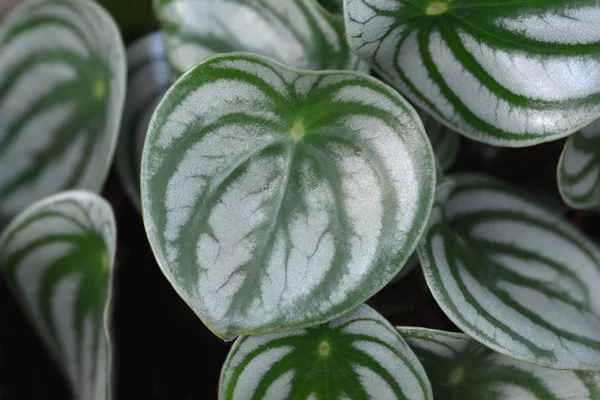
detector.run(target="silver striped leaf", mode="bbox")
[153,0,367,76]
[141,52,436,340]
[557,118,600,209]
[417,174,600,371]
[0,0,126,229]
[344,0,600,147]
[0,190,117,400]
[115,31,171,213]
[318,0,343,16]
[400,327,600,400]
[219,304,433,400]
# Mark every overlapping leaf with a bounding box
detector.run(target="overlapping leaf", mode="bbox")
[219,304,433,400]
[0,191,116,400]
[344,0,600,146]
[400,327,600,399]
[154,0,367,76]
[141,52,436,340]
[557,118,600,209]
[116,31,171,212]
[0,0,126,229]
[420,110,460,172]
[417,174,600,370]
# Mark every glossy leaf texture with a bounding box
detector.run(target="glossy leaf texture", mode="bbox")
[116,31,171,213]
[219,304,433,400]
[419,109,460,172]
[0,0,126,229]
[153,0,367,76]
[141,52,436,340]
[417,174,600,370]
[344,0,600,147]
[0,191,117,400]
[557,118,600,209]
[400,327,600,400]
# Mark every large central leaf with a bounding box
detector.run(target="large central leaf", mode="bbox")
[417,175,600,370]
[141,52,436,340]
[344,0,600,147]
[154,0,367,75]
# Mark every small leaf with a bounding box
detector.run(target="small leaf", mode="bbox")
[417,174,600,370]
[154,0,367,75]
[344,0,600,147]
[219,304,433,400]
[0,0,126,228]
[557,118,600,209]
[0,191,117,400]
[141,52,436,340]
[400,327,600,400]
[115,31,171,213]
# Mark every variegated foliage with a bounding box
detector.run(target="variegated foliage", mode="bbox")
[557,118,600,209]
[417,175,600,370]
[219,304,433,400]
[0,191,116,400]
[0,0,126,229]
[154,0,367,76]
[116,31,171,212]
[400,327,600,400]
[141,52,436,340]
[345,0,600,147]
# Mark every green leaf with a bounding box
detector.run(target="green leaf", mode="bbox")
[318,0,343,16]
[0,0,126,229]
[141,52,436,341]
[344,0,600,147]
[0,190,117,400]
[400,327,600,400]
[557,118,600,209]
[115,31,171,213]
[419,110,460,172]
[417,174,600,370]
[219,304,433,400]
[154,0,367,76]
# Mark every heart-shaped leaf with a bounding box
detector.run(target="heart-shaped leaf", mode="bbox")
[400,327,600,400]
[557,118,600,209]
[154,0,367,76]
[344,0,600,147]
[219,304,433,400]
[0,191,117,400]
[116,31,171,213]
[141,52,436,340]
[0,0,126,229]
[417,174,600,370]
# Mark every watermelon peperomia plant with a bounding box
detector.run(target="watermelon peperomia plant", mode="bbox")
[0,0,599,399]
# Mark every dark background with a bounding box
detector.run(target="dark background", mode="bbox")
[1,1,599,399]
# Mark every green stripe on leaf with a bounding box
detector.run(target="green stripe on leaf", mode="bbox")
[0,191,117,400]
[557,118,600,209]
[417,174,600,370]
[344,0,600,147]
[219,304,433,400]
[0,0,126,228]
[141,52,436,340]
[154,0,367,75]
[400,327,600,400]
